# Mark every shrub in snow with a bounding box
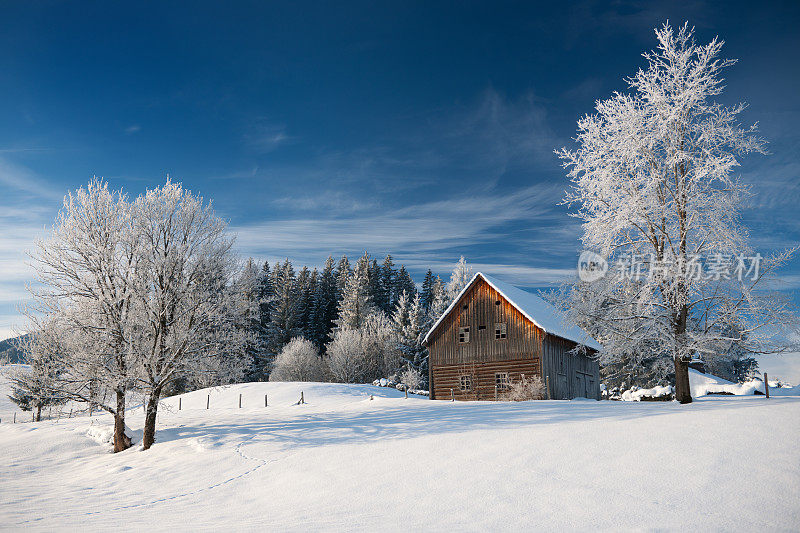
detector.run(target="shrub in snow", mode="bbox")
[400,366,422,393]
[500,375,545,401]
[270,337,327,382]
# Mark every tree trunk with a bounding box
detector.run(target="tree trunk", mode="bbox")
[36,404,42,422]
[113,389,132,452]
[141,388,161,450]
[674,357,692,404]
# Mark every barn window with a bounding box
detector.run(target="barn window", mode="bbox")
[478,325,486,331]
[495,372,510,391]
[460,375,472,391]
[458,326,470,343]
[495,300,501,305]
[495,322,507,339]
[462,303,468,310]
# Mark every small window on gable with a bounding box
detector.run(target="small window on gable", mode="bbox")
[495,300,501,305]
[460,375,472,392]
[478,325,486,331]
[495,372,510,391]
[458,326,470,344]
[495,322,507,340]
[462,303,469,310]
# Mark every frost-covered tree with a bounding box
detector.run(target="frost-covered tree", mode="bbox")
[326,312,398,383]
[399,365,422,393]
[335,255,351,299]
[295,266,318,339]
[557,22,797,403]
[393,291,428,381]
[29,179,139,451]
[270,337,327,382]
[429,275,449,322]
[7,326,67,421]
[131,180,248,449]
[446,256,472,301]
[336,252,374,330]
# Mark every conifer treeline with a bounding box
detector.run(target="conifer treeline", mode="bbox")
[240,252,465,381]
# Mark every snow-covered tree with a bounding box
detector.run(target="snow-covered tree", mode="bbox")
[335,255,351,299]
[131,180,248,449]
[445,256,472,301]
[326,312,398,383]
[29,178,139,451]
[393,291,428,381]
[557,22,798,403]
[429,275,449,322]
[269,337,327,382]
[6,326,67,421]
[336,252,374,330]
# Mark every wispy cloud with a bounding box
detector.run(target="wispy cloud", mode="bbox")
[244,120,293,153]
[124,124,141,134]
[0,157,63,201]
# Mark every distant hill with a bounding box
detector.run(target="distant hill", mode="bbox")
[0,335,28,364]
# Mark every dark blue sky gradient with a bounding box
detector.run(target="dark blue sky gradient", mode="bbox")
[1,1,799,339]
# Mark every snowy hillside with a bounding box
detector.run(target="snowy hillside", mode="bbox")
[0,370,799,531]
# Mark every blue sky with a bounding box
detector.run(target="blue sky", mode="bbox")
[1,1,800,344]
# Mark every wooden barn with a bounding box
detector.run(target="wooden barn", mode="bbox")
[423,272,602,401]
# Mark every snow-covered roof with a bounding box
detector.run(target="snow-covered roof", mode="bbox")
[423,272,602,351]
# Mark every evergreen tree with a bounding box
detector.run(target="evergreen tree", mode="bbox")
[379,255,396,314]
[420,269,435,314]
[238,258,271,380]
[395,265,417,300]
[337,252,374,330]
[296,266,318,340]
[368,259,387,313]
[266,259,300,360]
[310,256,339,347]
[392,291,428,385]
[336,255,351,300]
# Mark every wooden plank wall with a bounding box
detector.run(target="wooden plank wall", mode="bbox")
[540,336,601,400]
[431,358,541,401]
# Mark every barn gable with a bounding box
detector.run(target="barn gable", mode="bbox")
[424,272,601,350]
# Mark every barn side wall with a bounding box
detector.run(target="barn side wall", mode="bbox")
[430,358,541,401]
[540,336,600,400]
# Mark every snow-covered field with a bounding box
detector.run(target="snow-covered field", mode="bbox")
[1,369,799,531]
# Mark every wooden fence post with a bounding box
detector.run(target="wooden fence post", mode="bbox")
[69,409,72,418]
[450,388,454,402]
[13,412,16,423]
[765,372,770,399]
[494,385,497,401]
[206,394,210,409]
[546,375,551,400]
[265,394,268,407]
[178,397,181,410]
[239,393,242,408]
[300,391,305,404]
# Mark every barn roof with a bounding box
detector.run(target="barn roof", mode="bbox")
[423,272,602,350]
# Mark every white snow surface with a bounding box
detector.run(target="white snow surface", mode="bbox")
[1,368,799,531]
[690,369,800,398]
[424,272,602,350]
